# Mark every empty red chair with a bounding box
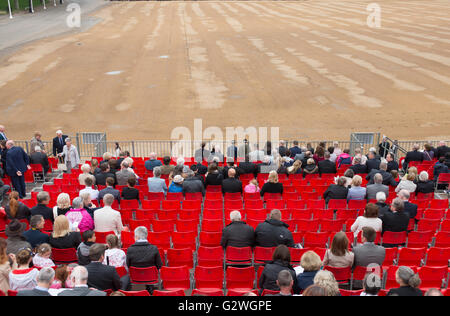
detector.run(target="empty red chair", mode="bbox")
[153,289,185,296]
[7,290,18,296]
[184,192,203,201]
[225,266,255,290]
[203,209,224,220]
[52,248,78,264]
[324,266,352,284]
[129,266,159,286]
[197,246,224,267]
[382,231,407,247]
[175,220,198,233]
[319,219,345,232]
[152,219,175,232]
[291,209,313,220]
[134,210,156,221]
[199,231,222,247]
[191,288,224,296]
[118,290,150,296]
[286,200,307,210]
[347,200,367,210]
[263,193,282,201]
[434,232,450,248]
[422,209,445,220]
[166,192,184,201]
[202,219,224,232]
[162,200,181,211]
[253,247,275,265]
[160,266,190,291]
[335,209,358,221]
[295,219,320,233]
[147,192,165,201]
[397,247,427,266]
[157,210,178,221]
[382,247,399,267]
[225,247,252,266]
[178,210,200,221]
[417,266,448,289]
[141,200,161,210]
[307,200,326,209]
[95,231,115,244]
[425,247,450,266]
[429,199,449,209]
[407,231,434,248]
[303,232,330,248]
[195,266,224,290]
[129,219,152,231]
[204,199,223,210]
[417,219,441,232]
[266,199,285,210]
[245,199,264,209]
[313,209,334,220]
[328,199,347,210]
[148,231,171,250]
[167,248,194,268]
[182,200,202,210]
[225,200,243,210]
[120,200,139,210]
[171,231,197,249]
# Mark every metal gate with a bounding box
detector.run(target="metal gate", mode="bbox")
[76,132,107,158]
[349,132,381,155]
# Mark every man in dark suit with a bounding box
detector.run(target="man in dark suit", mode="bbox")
[86,243,122,291]
[404,144,423,170]
[58,266,106,296]
[435,141,450,159]
[289,141,302,159]
[52,130,68,158]
[366,151,381,174]
[237,157,257,177]
[386,153,399,172]
[397,189,418,221]
[318,152,337,175]
[222,169,243,194]
[29,146,50,175]
[349,156,368,175]
[95,163,116,186]
[381,198,410,233]
[221,211,254,248]
[323,177,349,203]
[98,177,120,203]
[17,267,54,296]
[366,162,398,187]
[278,140,288,157]
[0,125,7,141]
[5,140,30,198]
[30,192,54,222]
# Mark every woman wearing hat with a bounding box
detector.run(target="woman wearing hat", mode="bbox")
[5,219,31,256]
[168,175,184,193]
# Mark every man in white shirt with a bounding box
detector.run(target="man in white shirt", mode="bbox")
[79,177,99,201]
[94,194,123,236]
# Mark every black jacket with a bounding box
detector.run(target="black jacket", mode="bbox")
[52,135,68,156]
[366,169,397,187]
[349,164,368,175]
[387,160,399,172]
[17,288,52,297]
[30,204,54,222]
[182,177,205,196]
[255,219,294,248]
[258,260,300,294]
[260,182,283,197]
[29,152,50,174]
[387,286,423,297]
[22,229,50,249]
[121,187,140,200]
[318,160,337,175]
[126,241,163,269]
[381,211,410,233]
[415,180,434,194]
[375,202,390,218]
[205,172,224,187]
[49,232,82,249]
[221,221,255,248]
[323,184,348,203]
[86,261,122,291]
[238,162,257,176]
[366,159,381,174]
[435,146,450,159]
[222,178,243,194]
[404,150,423,165]
[403,201,418,220]
[95,172,116,186]
[4,202,31,221]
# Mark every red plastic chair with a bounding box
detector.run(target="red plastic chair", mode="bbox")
[166,192,184,201]
[319,219,345,232]
[182,200,202,210]
[51,248,78,264]
[225,266,255,290]
[167,248,194,268]
[266,199,285,210]
[324,266,352,284]
[153,289,185,296]
[225,247,253,266]
[95,231,115,244]
[129,266,159,286]
[417,219,441,232]
[382,247,399,266]
[160,266,190,291]
[152,219,175,233]
[382,231,407,247]
[148,231,171,250]
[203,209,224,220]
[171,231,197,250]
[425,247,450,266]
[429,199,449,210]
[417,266,448,289]
[397,247,427,266]
[340,289,364,296]
[120,200,139,210]
[295,219,320,233]
[328,199,347,210]
[199,231,222,247]
[201,219,224,232]
[406,231,434,248]
[197,246,224,267]
[162,200,181,211]
[303,232,330,248]
[118,290,151,296]
[7,290,18,296]
[147,192,165,201]
[253,247,276,265]
[195,266,224,290]
[434,232,450,248]
[191,288,224,296]
[289,247,311,266]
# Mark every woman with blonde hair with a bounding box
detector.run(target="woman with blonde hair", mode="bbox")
[244,179,260,193]
[323,232,354,268]
[91,159,100,175]
[303,158,319,177]
[297,251,322,292]
[287,160,302,175]
[4,191,30,221]
[52,193,71,218]
[260,170,283,197]
[313,270,340,296]
[347,175,366,201]
[48,215,82,249]
[78,164,96,186]
[395,172,417,193]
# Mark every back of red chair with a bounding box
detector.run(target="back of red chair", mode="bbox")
[52,248,78,264]
[129,266,159,285]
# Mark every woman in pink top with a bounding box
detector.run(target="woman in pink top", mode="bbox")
[65,198,94,233]
[244,179,260,193]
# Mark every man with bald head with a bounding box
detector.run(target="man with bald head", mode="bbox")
[5,140,30,198]
[222,168,243,194]
[255,209,295,248]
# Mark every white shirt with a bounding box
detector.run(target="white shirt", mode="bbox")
[79,187,99,201]
[351,216,383,237]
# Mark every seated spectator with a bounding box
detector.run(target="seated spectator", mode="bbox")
[381,198,410,246]
[386,153,399,172]
[16,267,54,297]
[336,169,354,188]
[48,215,82,249]
[403,144,424,170]
[435,141,450,159]
[289,141,302,159]
[79,177,99,202]
[365,151,380,174]
[85,243,122,291]
[222,169,242,194]
[268,270,294,296]
[258,245,299,295]
[94,194,123,236]
[80,192,98,218]
[108,159,119,175]
[387,266,422,296]
[434,157,449,186]
[121,176,140,200]
[260,170,283,197]
[296,251,322,292]
[375,192,390,217]
[257,155,277,174]
[126,226,162,269]
[30,192,54,222]
[0,238,15,295]
[313,270,340,296]
[5,220,31,255]
[3,190,27,224]
[32,243,54,268]
[278,140,288,158]
[313,146,325,164]
[160,156,175,175]
[352,148,367,165]
[395,173,417,193]
[237,156,257,176]
[351,203,382,237]
[66,197,94,233]
[147,167,168,195]
[223,160,240,179]
[318,152,336,175]
[94,163,116,186]
[182,169,205,196]
[52,193,72,218]
[0,177,10,204]
[303,158,319,177]
[77,230,96,266]
[103,234,126,268]
[221,211,254,248]
[422,143,434,161]
[336,149,352,168]
[349,156,367,175]
[366,173,389,201]
[29,146,50,175]
[144,152,162,172]
[205,163,224,187]
[51,265,72,290]
[78,164,96,186]
[168,175,184,193]
[360,273,382,296]
[347,175,366,201]
[58,266,106,296]
[415,171,434,194]
[287,159,302,175]
[90,159,101,175]
[302,284,328,296]
[397,189,418,220]
[323,177,349,203]
[366,161,397,187]
[244,179,260,194]
[323,232,354,268]
[255,209,294,247]
[425,288,444,297]
[116,160,138,186]
[22,215,49,250]
[98,177,121,204]
[9,248,38,292]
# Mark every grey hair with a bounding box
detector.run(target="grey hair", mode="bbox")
[103,194,115,207]
[379,161,388,171]
[376,192,386,203]
[37,191,50,203]
[398,189,410,200]
[71,265,89,284]
[270,209,282,221]
[185,169,195,177]
[65,137,71,143]
[72,197,83,209]
[397,266,421,288]
[391,198,405,212]
[277,270,293,288]
[37,267,55,284]
[419,171,429,182]
[81,164,91,173]
[134,226,148,241]
[374,173,383,184]
[229,210,242,222]
[153,166,162,177]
